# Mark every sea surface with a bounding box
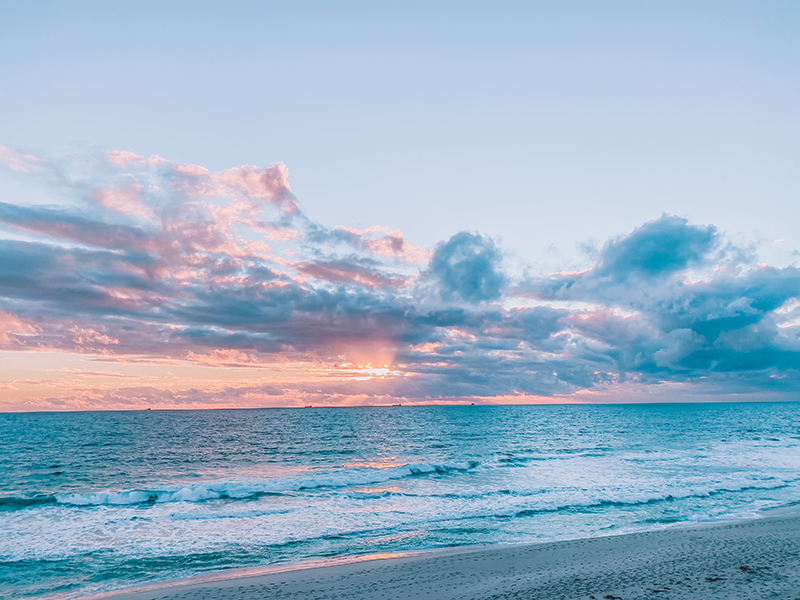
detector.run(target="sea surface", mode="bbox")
[2,403,800,599]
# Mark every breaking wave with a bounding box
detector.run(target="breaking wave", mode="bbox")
[51,461,479,507]
[511,481,795,519]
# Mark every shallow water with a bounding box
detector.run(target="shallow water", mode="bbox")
[2,403,800,599]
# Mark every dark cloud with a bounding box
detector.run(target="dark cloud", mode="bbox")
[0,201,164,252]
[0,240,164,316]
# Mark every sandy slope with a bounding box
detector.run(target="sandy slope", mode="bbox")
[87,514,800,600]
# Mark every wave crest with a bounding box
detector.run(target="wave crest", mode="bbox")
[52,461,479,508]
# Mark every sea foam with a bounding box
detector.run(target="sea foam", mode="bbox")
[55,461,479,507]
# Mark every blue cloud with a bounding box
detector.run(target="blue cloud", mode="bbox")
[598,214,717,279]
[0,201,162,252]
[429,231,506,302]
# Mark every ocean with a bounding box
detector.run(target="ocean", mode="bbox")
[2,403,800,599]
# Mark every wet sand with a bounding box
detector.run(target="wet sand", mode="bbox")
[85,514,800,600]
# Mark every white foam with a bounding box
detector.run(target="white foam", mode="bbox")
[55,461,478,507]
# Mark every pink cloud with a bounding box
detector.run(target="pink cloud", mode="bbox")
[214,164,292,203]
[0,145,46,173]
[297,262,408,289]
[251,223,299,241]
[158,199,276,261]
[0,308,37,345]
[173,163,210,177]
[93,184,155,220]
[337,225,387,236]
[173,162,297,212]
[186,349,265,367]
[70,326,120,347]
[69,326,119,347]
[107,150,166,168]
[364,230,429,262]
[336,226,429,262]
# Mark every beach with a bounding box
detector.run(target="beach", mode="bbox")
[88,514,800,600]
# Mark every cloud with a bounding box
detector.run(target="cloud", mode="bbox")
[172,162,297,212]
[107,150,166,168]
[0,308,38,346]
[297,258,409,289]
[597,214,717,279]
[517,217,800,392]
[0,145,46,173]
[335,226,429,262]
[1,148,799,410]
[428,231,506,302]
[93,185,155,221]
[0,202,165,252]
[70,326,120,347]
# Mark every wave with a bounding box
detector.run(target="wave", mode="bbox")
[0,495,57,511]
[46,461,479,508]
[511,481,795,519]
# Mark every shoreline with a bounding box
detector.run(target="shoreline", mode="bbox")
[77,513,800,600]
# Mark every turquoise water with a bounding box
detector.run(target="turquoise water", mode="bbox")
[2,403,800,599]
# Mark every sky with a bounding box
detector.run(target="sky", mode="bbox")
[0,1,799,410]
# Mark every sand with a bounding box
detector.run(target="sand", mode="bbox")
[85,514,800,600]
